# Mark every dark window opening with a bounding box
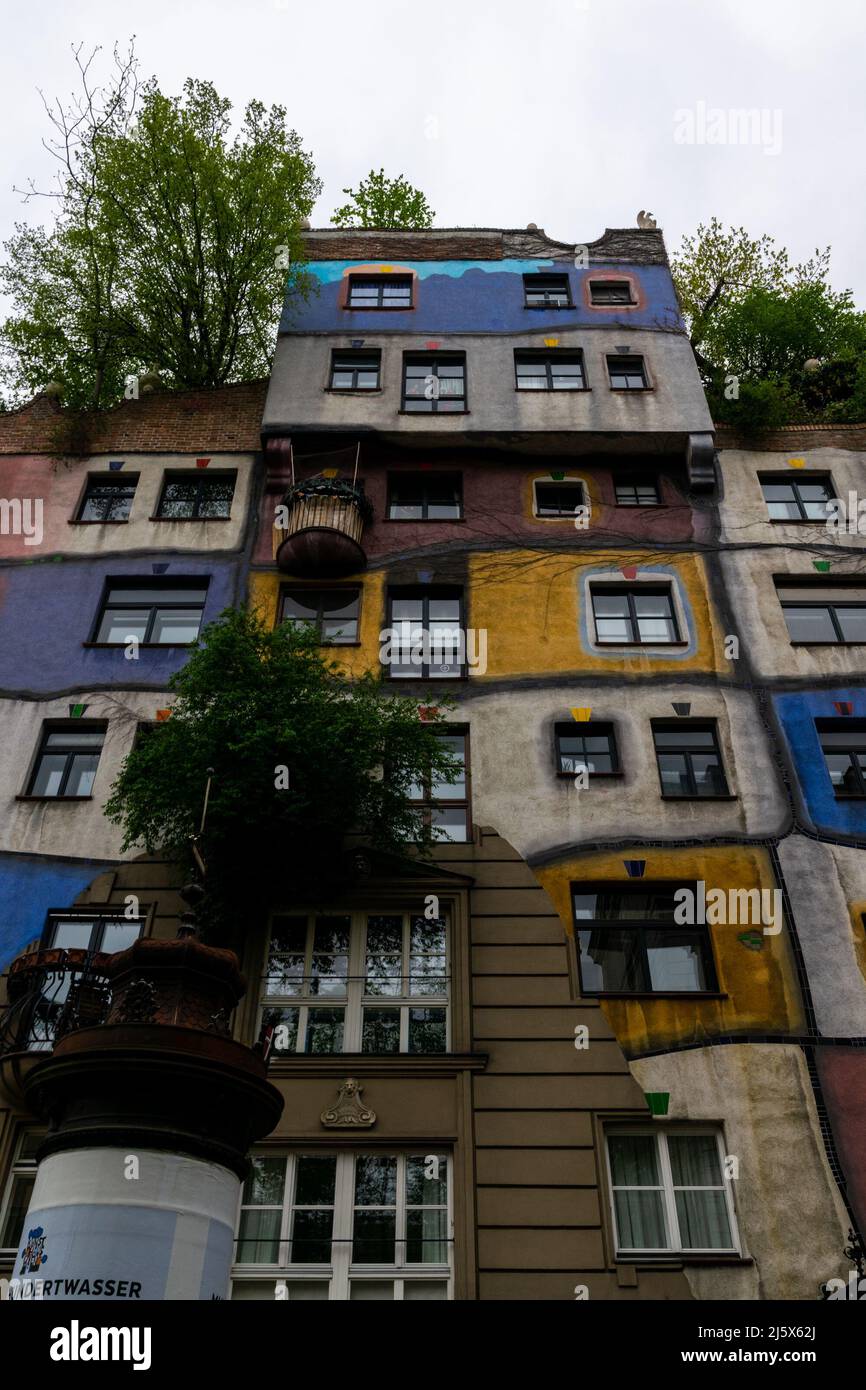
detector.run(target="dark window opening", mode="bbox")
[535,480,586,517]
[156,473,235,520]
[407,729,470,842]
[523,273,572,308]
[27,724,106,798]
[777,583,866,645]
[347,275,413,310]
[573,883,717,994]
[280,588,360,644]
[387,473,463,521]
[330,351,381,391]
[591,585,680,645]
[77,476,139,523]
[615,478,660,506]
[92,579,209,646]
[555,721,619,776]
[402,355,466,413]
[607,355,648,390]
[817,719,866,797]
[515,351,586,391]
[590,280,634,305]
[385,587,465,679]
[760,474,836,522]
[652,721,730,798]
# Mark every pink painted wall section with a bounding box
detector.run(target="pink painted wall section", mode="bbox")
[253,455,710,566]
[0,455,61,558]
[816,1048,866,1239]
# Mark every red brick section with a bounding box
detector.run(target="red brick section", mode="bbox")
[0,380,268,455]
[715,421,866,451]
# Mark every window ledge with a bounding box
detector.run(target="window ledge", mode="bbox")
[523,304,575,311]
[82,642,197,649]
[594,641,689,650]
[556,771,624,780]
[659,794,738,802]
[397,410,470,417]
[617,1253,751,1267]
[586,992,728,1001]
[344,306,414,312]
[325,388,383,395]
[608,386,654,393]
[15,795,94,803]
[515,387,591,394]
[790,641,865,646]
[68,519,130,526]
[266,1052,488,1078]
[147,516,231,523]
[383,517,466,524]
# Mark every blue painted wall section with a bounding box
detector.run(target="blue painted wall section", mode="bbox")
[0,853,116,970]
[281,260,684,336]
[775,688,866,836]
[0,556,241,696]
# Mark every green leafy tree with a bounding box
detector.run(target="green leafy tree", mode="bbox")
[0,42,321,410]
[332,168,434,228]
[104,607,460,946]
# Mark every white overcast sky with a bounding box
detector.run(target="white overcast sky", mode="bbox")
[0,0,864,298]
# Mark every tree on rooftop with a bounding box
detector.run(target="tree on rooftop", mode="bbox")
[104,607,460,947]
[332,169,434,229]
[0,41,321,410]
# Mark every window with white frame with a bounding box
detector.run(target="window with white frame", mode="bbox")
[605,1128,738,1255]
[0,1129,45,1253]
[261,911,449,1056]
[232,1151,452,1300]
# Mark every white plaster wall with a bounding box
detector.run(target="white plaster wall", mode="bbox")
[446,684,789,860]
[631,1044,851,1300]
[0,692,170,860]
[719,448,866,549]
[263,329,714,439]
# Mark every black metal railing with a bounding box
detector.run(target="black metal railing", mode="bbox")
[0,949,112,1057]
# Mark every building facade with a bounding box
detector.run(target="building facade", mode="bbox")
[1,227,864,1301]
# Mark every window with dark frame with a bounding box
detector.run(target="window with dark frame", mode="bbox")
[77,476,139,522]
[402,355,466,413]
[522,272,572,308]
[760,474,836,522]
[572,883,717,994]
[615,478,660,506]
[259,910,449,1056]
[590,585,680,645]
[0,1129,46,1251]
[26,724,106,798]
[156,473,236,520]
[280,588,360,644]
[590,280,634,305]
[515,351,586,391]
[330,351,381,391]
[347,275,413,310]
[534,480,586,517]
[407,729,470,842]
[777,582,866,644]
[387,474,463,521]
[606,1128,738,1254]
[652,721,730,798]
[607,355,648,390]
[555,721,619,777]
[385,587,465,679]
[91,579,209,645]
[817,719,866,797]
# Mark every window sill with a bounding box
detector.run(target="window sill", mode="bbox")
[790,641,865,646]
[82,642,197,649]
[617,1253,751,1267]
[68,519,130,526]
[594,640,689,650]
[524,304,575,311]
[15,795,94,803]
[585,991,728,1000]
[344,305,415,312]
[609,386,654,393]
[266,1052,488,1077]
[325,387,383,395]
[659,794,738,802]
[515,387,591,394]
[383,517,466,524]
[148,516,231,523]
[556,771,624,780]
[397,410,470,417]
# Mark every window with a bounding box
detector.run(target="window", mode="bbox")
[590,585,680,645]
[590,280,634,305]
[232,1151,451,1300]
[27,723,106,798]
[155,473,236,520]
[330,351,381,391]
[652,721,730,798]
[76,475,138,523]
[817,719,866,797]
[402,355,466,413]
[573,883,717,994]
[15,912,143,1052]
[0,1130,45,1252]
[385,587,464,678]
[515,351,586,391]
[407,729,470,842]
[347,275,413,310]
[606,1129,737,1254]
[92,579,209,645]
[260,910,449,1055]
[387,473,462,520]
[777,582,866,644]
[534,480,586,517]
[280,588,359,644]
[607,355,648,390]
[760,474,836,522]
[523,273,572,308]
[555,721,619,777]
[615,478,660,506]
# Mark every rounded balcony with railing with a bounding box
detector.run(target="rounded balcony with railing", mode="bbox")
[273,477,371,576]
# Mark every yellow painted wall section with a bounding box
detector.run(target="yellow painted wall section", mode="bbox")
[847,900,866,989]
[468,549,726,679]
[534,845,805,1055]
[248,569,385,679]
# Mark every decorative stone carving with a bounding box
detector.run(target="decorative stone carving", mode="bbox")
[116,977,157,1024]
[321,1078,376,1129]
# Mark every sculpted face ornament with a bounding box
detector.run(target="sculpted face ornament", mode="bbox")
[321,1078,377,1129]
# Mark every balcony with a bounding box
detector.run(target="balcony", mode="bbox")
[0,948,111,1106]
[273,477,371,576]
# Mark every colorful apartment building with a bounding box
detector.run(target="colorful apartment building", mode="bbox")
[1,226,864,1302]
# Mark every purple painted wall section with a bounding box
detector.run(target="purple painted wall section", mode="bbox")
[252,456,709,567]
[816,1048,866,1240]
